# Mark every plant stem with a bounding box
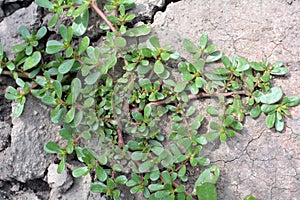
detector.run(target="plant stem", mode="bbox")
[2,70,55,83]
[2,70,29,79]
[91,0,116,32]
[117,123,125,148]
[188,90,247,100]
[130,90,248,113]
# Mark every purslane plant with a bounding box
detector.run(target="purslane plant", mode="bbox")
[0,0,299,199]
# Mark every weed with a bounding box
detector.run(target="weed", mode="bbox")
[0,0,298,199]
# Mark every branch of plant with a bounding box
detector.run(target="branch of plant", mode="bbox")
[2,69,55,84]
[130,90,248,113]
[91,0,116,32]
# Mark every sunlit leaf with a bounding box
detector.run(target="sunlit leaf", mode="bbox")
[23,51,41,71]
[124,24,151,37]
[259,87,283,104]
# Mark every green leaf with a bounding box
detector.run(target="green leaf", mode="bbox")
[230,121,243,131]
[196,183,217,200]
[270,67,288,75]
[51,106,66,124]
[73,9,89,36]
[79,36,90,55]
[58,59,75,74]
[59,25,68,41]
[261,104,277,113]
[53,80,62,99]
[60,127,73,140]
[206,51,222,63]
[154,60,164,75]
[244,194,258,200]
[183,39,198,53]
[194,165,219,187]
[115,175,127,185]
[250,105,261,118]
[272,61,283,68]
[57,156,66,173]
[161,52,170,61]
[44,141,63,154]
[157,69,170,79]
[221,56,231,68]
[131,151,146,161]
[125,13,135,21]
[210,122,221,131]
[186,106,196,117]
[90,182,107,193]
[124,24,151,37]
[23,51,41,71]
[148,184,164,192]
[204,44,216,54]
[42,95,57,106]
[206,106,218,116]
[195,77,206,88]
[16,78,25,87]
[130,185,141,194]
[46,40,65,54]
[107,178,116,190]
[48,13,59,27]
[250,62,265,71]
[225,129,236,137]
[114,37,127,48]
[36,26,47,40]
[132,111,144,123]
[72,166,89,178]
[214,67,230,75]
[266,113,276,128]
[205,73,229,81]
[11,43,27,53]
[261,72,270,82]
[199,34,208,50]
[150,170,160,181]
[13,102,24,118]
[73,2,89,18]
[85,71,100,85]
[259,87,283,104]
[154,190,170,199]
[144,105,152,117]
[282,96,300,107]
[35,0,54,9]
[147,36,160,49]
[174,82,187,93]
[71,78,81,103]
[96,166,107,182]
[19,25,31,39]
[162,170,172,184]
[236,63,250,72]
[139,160,153,173]
[275,117,284,132]
[65,107,75,123]
[224,115,234,126]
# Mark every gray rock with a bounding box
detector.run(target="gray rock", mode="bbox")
[13,191,40,200]
[130,0,165,20]
[0,2,40,56]
[46,164,73,193]
[0,8,4,21]
[0,121,10,151]
[151,0,300,199]
[0,95,60,182]
[58,174,93,200]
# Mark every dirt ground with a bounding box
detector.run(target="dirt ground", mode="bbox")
[0,0,300,199]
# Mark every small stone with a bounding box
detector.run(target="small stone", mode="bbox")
[47,164,73,193]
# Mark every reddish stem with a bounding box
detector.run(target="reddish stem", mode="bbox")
[91,0,116,32]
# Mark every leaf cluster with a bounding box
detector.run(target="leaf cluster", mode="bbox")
[0,0,299,200]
